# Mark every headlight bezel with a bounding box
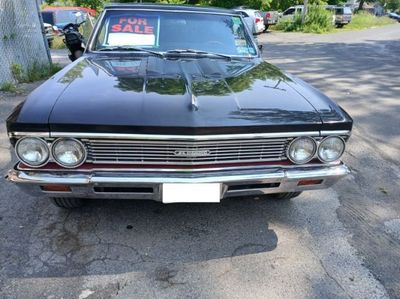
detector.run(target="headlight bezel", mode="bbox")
[51,138,87,168]
[317,135,346,163]
[15,137,50,168]
[286,136,317,165]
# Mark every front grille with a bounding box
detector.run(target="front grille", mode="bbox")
[83,137,294,165]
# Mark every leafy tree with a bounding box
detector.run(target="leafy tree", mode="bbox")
[381,0,400,11]
[74,0,109,9]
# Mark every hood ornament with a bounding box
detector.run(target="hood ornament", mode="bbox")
[191,94,199,111]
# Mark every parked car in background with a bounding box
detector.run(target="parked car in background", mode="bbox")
[43,22,55,48]
[6,4,352,208]
[41,8,87,32]
[388,12,400,22]
[326,5,352,27]
[43,6,97,17]
[260,11,279,31]
[234,8,265,34]
[281,5,304,20]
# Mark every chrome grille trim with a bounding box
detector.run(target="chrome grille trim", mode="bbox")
[83,136,295,165]
[50,131,321,140]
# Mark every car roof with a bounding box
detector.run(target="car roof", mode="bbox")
[104,3,236,15]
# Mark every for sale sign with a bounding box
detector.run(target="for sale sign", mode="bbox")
[106,14,160,47]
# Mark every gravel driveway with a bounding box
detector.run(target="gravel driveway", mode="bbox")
[0,24,399,299]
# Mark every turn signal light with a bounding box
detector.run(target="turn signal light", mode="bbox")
[41,185,72,192]
[297,179,323,186]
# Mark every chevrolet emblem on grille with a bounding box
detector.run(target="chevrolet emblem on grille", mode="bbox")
[174,150,211,157]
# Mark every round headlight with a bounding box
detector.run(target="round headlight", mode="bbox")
[287,137,317,164]
[16,137,49,167]
[52,138,86,168]
[318,136,345,162]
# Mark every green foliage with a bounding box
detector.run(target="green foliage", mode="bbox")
[157,0,187,3]
[302,4,334,32]
[269,0,302,11]
[204,0,272,10]
[275,13,303,31]
[344,11,396,30]
[51,36,66,49]
[0,81,18,93]
[378,0,400,11]
[74,0,107,9]
[275,4,334,33]
[10,63,25,82]
[10,62,62,84]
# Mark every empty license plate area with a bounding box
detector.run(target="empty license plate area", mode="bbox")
[162,183,221,203]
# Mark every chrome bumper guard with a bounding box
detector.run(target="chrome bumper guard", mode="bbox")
[6,164,350,201]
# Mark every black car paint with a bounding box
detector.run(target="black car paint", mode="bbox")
[7,5,352,136]
[7,55,352,135]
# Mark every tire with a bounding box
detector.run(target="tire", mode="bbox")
[336,24,344,28]
[50,197,83,208]
[267,192,302,200]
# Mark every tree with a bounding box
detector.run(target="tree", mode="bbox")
[358,0,365,11]
[74,0,109,9]
[381,0,400,11]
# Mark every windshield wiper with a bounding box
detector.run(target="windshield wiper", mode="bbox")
[98,46,164,58]
[165,49,232,60]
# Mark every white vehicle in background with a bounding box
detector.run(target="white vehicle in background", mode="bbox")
[234,8,265,34]
[281,5,304,20]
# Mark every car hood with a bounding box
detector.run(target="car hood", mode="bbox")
[10,55,351,134]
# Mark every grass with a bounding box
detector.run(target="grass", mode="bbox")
[11,62,62,83]
[51,36,66,49]
[274,10,396,34]
[340,11,396,30]
[0,81,18,93]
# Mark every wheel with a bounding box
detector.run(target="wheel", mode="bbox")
[261,192,302,200]
[336,24,344,28]
[50,197,83,208]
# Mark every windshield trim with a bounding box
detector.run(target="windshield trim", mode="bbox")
[86,8,260,58]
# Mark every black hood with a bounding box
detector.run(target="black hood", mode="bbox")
[8,55,352,134]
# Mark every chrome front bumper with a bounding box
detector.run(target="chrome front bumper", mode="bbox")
[6,163,350,202]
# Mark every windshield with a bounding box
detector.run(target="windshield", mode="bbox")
[336,7,352,14]
[93,10,257,56]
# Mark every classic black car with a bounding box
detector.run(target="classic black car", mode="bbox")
[6,4,352,208]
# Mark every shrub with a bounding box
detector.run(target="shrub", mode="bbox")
[275,4,334,33]
[303,4,334,33]
[10,62,62,83]
[275,13,303,31]
[10,63,25,82]
[0,81,17,93]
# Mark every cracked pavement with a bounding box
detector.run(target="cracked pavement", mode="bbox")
[1,25,399,298]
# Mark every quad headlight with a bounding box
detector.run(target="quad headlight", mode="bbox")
[317,136,345,162]
[52,138,86,168]
[16,137,50,167]
[287,137,317,164]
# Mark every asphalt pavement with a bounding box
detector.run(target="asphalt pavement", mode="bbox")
[0,24,399,299]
